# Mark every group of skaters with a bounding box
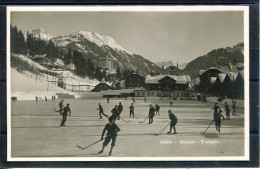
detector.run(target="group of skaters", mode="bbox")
[212,101,237,133]
[53,98,238,156]
[95,101,177,156]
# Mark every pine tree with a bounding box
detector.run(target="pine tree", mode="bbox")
[95,67,103,81]
[86,58,95,78]
[116,67,121,81]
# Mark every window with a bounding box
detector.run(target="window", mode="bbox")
[137,92,140,96]
[151,92,154,96]
[148,92,150,96]
[142,92,145,96]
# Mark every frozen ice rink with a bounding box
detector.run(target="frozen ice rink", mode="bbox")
[10,98,244,158]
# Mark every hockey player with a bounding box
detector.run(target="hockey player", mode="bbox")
[129,103,135,118]
[55,103,71,127]
[225,102,231,120]
[232,101,237,116]
[98,116,121,156]
[97,103,108,119]
[167,109,178,134]
[155,104,160,116]
[148,104,156,124]
[59,100,64,115]
[213,109,225,133]
[111,105,119,121]
[117,102,123,120]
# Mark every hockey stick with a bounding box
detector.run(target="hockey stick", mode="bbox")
[139,116,149,123]
[201,120,215,134]
[121,118,130,123]
[77,132,116,150]
[153,122,171,136]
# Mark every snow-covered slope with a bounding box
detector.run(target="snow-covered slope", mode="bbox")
[52,30,160,75]
[64,31,133,55]
[28,28,53,41]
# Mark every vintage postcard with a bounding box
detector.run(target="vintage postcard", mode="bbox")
[7,6,249,161]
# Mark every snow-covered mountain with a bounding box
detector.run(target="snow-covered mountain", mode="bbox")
[28,28,53,41]
[51,30,160,75]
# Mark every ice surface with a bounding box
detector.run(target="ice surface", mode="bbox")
[11,99,245,158]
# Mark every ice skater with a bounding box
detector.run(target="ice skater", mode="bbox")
[35,96,38,102]
[155,104,160,116]
[213,108,225,133]
[55,103,71,127]
[107,97,110,103]
[59,100,64,115]
[225,102,231,120]
[213,102,221,114]
[129,103,135,118]
[232,101,237,116]
[111,105,119,121]
[167,109,178,134]
[148,104,156,124]
[98,116,121,156]
[117,102,123,120]
[144,96,146,102]
[170,101,173,107]
[97,103,108,119]
[45,96,47,102]
[132,97,136,103]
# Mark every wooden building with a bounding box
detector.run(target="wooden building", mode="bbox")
[57,73,66,89]
[135,75,192,98]
[162,65,182,75]
[91,82,114,92]
[125,73,145,88]
[199,67,222,91]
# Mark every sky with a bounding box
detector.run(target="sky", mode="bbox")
[11,10,244,64]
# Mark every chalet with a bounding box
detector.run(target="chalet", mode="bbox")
[134,75,192,98]
[125,73,145,88]
[199,67,223,91]
[162,65,182,75]
[91,82,114,92]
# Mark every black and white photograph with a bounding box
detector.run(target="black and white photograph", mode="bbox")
[7,6,249,161]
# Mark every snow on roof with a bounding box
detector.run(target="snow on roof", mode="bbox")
[210,77,217,84]
[145,75,190,84]
[239,70,244,80]
[199,70,205,75]
[145,75,165,84]
[57,73,66,78]
[217,73,226,83]
[192,78,200,85]
[227,72,239,81]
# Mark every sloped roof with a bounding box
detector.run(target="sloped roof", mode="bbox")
[217,73,227,83]
[192,78,200,85]
[227,72,239,82]
[199,67,222,75]
[239,70,244,80]
[57,73,66,78]
[145,75,165,84]
[199,70,205,75]
[210,77,217,84]
[145,75,190,84]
